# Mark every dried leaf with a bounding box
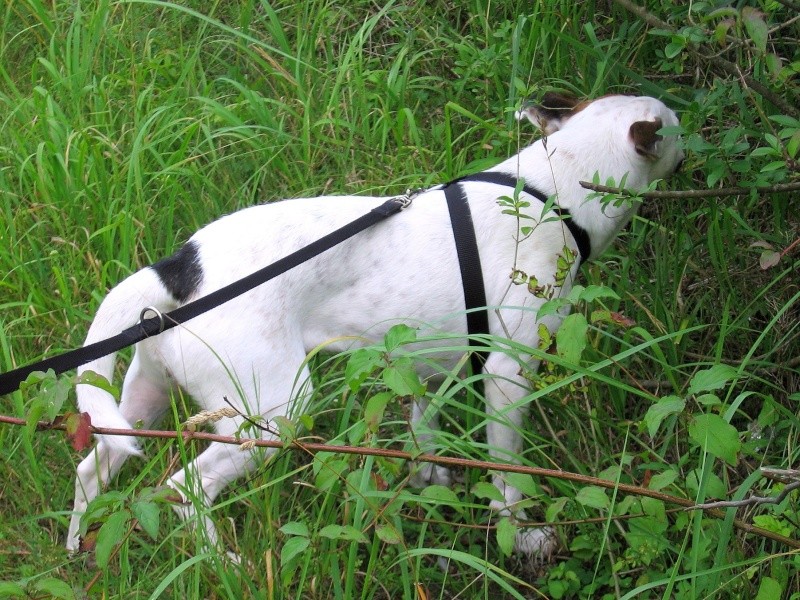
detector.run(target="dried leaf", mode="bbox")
[65,412,93,452]
[610,311,636,328]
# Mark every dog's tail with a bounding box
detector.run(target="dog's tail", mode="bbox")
[76,268,176,457]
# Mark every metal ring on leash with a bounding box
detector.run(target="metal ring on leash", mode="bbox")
[139,306,166,334]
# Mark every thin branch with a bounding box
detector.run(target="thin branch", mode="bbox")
[0,413,798,549]
[579,180,800,200]
[692,469,800,510]
[692,480,800,510]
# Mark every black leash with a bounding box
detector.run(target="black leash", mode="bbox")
[0,173,590,396]
[443,171,591,374]
[0,194,412,396]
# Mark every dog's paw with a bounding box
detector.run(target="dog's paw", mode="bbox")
[515,526,557,560]
[410,463,452,488]
[66,515,83,554]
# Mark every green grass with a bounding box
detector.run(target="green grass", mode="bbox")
[1,1,798,598]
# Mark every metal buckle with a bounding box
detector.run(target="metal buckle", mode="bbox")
[139,306,166,334]
[394,187,424,209]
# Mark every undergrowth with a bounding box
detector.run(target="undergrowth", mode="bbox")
[0,0,798,598]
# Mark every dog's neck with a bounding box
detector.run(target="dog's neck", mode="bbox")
[492,129,651,259]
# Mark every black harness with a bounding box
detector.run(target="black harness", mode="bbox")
[0,173,590,395]
[442,171,591,375]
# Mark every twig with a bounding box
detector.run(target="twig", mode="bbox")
[692,481,800,510]
[0,413,798,549]
[579,180,800,200]
[611,0,800,118]
[691,469,800,510]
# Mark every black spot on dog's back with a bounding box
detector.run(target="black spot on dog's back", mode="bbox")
[151,240,203,303]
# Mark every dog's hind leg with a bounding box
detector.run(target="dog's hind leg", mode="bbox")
[165,349,311,560]
[165,421,266,561]
[67,348,172,552]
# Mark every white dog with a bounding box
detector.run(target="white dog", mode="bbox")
[66,93,683,558]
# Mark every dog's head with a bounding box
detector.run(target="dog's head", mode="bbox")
[517,92,684,182]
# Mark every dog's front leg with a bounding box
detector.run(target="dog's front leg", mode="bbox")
[409,398,452,487]
[483,352,557,558]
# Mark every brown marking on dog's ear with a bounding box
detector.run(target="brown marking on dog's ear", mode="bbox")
[540,92,584,113]
[516,91,586,135]
[629,118,663,159]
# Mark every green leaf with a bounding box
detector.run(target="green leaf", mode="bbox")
[280,521,310,537]
[556,313,587,365]
[315,458,349,491]
[753,515,793,537]
[759,250,781,270]
[496,517,517,557]
[648,469,678,491]
[272,415,296,442]
[665,38,685,59]
[0,582,26,597]
[382,358,426,396]
[131,501,160,540]
[567,284,620,303]
[32,578,75,600]
[741,7,768,54]
[686,469,727,499]
[787,130,800,159]
[375,524,404,545]
[472,481,504,502]
[643,396,686,437]
[687,364,738,396]
[545,497,569,523]
[75,369,119,398]
[755,576,783,600]
[298,414,314,431]
[420,484,461,507]
[536,297,570,319]
[95,508,131,569]
[280,535,309,566]
[364,391,392,432]
[24,370,72,438]
[575,486,609,510]
[688,413,741,466]
[318,524,367,542]
[695,393,721,407]
[504,473,539,498]
[344,348,383,392]
[347,420,367,445]
[384,324,417,352]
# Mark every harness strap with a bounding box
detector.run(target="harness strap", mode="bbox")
[0,196,411,396]
[457,171,591,265]
[443,180,490,376]
[443,171,592,374]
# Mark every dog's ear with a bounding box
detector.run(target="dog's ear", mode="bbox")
[516,92,584,135]
[629,118,663,159]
